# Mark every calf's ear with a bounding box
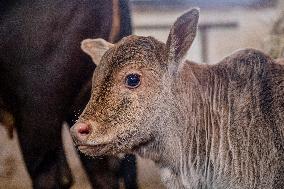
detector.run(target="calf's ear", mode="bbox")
[81,38,114,66]
[166,8,199,73]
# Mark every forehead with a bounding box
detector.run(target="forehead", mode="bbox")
[101,35,166,70]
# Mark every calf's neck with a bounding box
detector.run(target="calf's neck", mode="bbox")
[71,9,284,189]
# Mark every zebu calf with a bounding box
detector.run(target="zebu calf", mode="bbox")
[71,9,284,189]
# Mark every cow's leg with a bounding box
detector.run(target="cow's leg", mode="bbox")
[15,106,73,189]
[79,153,120,189]
[119,154,138,189]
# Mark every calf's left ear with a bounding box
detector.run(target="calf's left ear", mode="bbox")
[81,38,114,66]
[166,8,199,73]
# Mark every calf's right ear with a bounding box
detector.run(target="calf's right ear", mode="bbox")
[81,38,114,66]
[166,8,199,74]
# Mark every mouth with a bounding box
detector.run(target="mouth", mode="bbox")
[76,143,111,156]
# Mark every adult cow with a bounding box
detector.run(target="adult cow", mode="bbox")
[0,0,137,188]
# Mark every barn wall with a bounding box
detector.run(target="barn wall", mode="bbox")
[133,6,278,63]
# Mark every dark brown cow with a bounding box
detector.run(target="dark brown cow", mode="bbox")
[0,0,136,188]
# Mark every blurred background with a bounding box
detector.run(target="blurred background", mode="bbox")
[0,0,283,188]
[132,0,282,63]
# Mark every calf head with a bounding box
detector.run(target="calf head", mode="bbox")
[70,9,199,157]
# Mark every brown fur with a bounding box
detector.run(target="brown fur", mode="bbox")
[71,9,284,189]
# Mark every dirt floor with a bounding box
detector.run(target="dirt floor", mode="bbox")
[0,124,165,189]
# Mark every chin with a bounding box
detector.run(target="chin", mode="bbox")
[77,142,133,157]
[77,143,114,157]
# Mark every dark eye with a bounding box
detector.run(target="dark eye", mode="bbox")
[125,74,141,88]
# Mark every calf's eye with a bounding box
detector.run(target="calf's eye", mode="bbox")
[125,74,141,88]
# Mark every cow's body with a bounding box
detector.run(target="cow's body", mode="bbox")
[71,9,284,189]
[0,0,136,188]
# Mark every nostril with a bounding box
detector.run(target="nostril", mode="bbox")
[77,123,91,136]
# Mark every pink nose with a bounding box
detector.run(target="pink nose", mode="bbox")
[71,122,91,143]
